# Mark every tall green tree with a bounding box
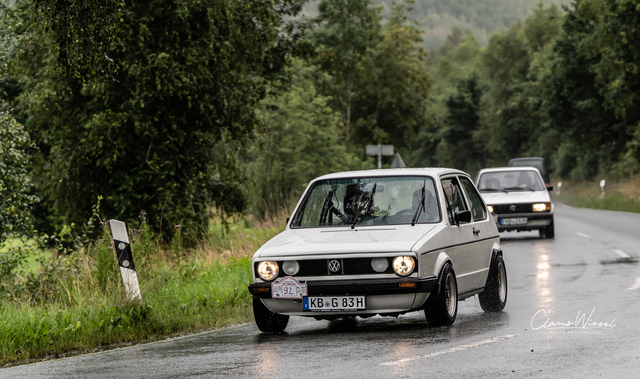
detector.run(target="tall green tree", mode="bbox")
[313,0,383,140]
[532,0,629,179]
[354,0,432,153]
[436,74,484,171]
[479,4,562,164]
[0,112,38,243]
[3,0,305,236]
[246,60,367,217]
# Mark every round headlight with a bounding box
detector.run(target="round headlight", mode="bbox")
[371,258,389,273]
[282,260,300,276]
[257,261,279,281]
[392,256,415,276]
[487,205,494,213]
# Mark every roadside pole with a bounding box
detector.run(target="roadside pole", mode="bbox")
[109,220,142,301]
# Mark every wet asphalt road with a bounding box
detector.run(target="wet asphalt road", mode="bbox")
[2,203,640,378]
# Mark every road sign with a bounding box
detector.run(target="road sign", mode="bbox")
[366,144,394,169]
[390,153,406,168]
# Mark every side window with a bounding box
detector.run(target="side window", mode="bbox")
[460,176,487,222]
[441,178,469,225]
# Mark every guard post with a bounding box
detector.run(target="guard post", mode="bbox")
[109,219,142,301]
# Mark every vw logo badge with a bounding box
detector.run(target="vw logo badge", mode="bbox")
[328,260,341,273]
[122,260,130,268]
[509,205,516,212]
[118,242,126,251]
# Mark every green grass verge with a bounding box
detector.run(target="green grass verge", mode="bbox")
[556,192,640,213]
[0,258,254,366]
[0,214,286,366]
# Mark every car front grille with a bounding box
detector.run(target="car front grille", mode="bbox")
[492,204,533,214]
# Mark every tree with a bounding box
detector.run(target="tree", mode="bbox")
[478,4,562,164]
[436,74,484,171]
[30,0,123,79]
[0,112,38,244]
[4,0,305,236]
[313,0,383,140]
[532,0,630,179]
[246,60,367,217]
[354,0,432,154]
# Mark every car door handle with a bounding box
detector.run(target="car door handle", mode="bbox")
[472,227,480,236]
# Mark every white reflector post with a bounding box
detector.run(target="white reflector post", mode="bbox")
[109,220,142,301]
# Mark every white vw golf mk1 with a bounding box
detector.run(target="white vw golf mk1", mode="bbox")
[248,168,507,333]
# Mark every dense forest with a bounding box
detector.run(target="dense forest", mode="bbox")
[1,0,640,241]
[304,0,569,48]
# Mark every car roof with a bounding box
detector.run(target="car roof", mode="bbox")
[313,167,468,181]
[478,166,542,174]
[509,157,544,161]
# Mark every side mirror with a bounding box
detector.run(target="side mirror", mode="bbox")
[286,217,290,226]
[546,185,554,192]
[454,210,472,225]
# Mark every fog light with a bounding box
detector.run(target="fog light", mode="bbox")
[282,260,300,276]
[257,261,279,281]
[371,258,389,273]
[533,203,550,212]
[487,205,494,213]
[392,256,415,276]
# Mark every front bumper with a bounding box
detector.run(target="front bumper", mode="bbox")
[494,212,553,231]
[249,276,438,317]
[248,276,438,298]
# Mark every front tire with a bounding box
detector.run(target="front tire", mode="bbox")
[253,297,289,333]
[478,254,507,312]
[424,263,458,326]
[539,217,555,239]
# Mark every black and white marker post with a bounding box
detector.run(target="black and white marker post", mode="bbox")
[109,220,142,301]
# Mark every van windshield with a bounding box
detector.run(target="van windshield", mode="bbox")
[291,176,441,228]
[510,160,545,175]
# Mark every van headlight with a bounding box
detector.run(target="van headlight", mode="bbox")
[533,203,550,212]
[392,256,415,276]
[257,261,279,281]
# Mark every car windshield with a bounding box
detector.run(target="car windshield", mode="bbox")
[477,170,545,191]
[291,176,441,228]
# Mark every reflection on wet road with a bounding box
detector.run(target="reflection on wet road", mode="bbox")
[2,203,640,378]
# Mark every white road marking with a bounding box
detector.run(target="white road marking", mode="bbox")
[577,232,591,238]
[614,250,631,258]
[628,278,640,290]
[381,334,518,366]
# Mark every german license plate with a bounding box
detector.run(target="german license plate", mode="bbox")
[303,296,365,311]
[501,217,528,225]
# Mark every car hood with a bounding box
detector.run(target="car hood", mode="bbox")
[480,190,551,205]
[255,225,436,258]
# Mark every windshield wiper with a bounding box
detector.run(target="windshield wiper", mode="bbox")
[479,187,507,193]
[351,183,376,229]
[411,180,426,226]
[502,186,535,192]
